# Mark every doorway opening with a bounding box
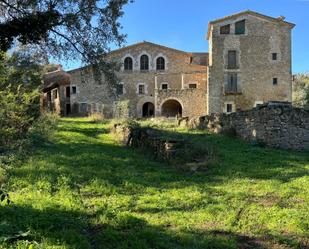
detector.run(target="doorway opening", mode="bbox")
[142,102,154,117]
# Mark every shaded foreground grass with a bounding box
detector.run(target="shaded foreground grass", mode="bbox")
[1,118,309,249]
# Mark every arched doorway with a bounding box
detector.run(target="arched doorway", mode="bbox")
[161,99,182,118]
[142,102,154,117]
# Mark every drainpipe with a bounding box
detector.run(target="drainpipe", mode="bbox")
[154,75,159,117]
[181,74,184,89]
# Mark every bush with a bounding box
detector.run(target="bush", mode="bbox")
[0,86,40,151]
[293,73,309,110]
[28,112,59,143]
[89,112,105,123]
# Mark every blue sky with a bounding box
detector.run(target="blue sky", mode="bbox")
[64,0,309,73]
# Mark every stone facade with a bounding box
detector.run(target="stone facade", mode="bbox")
[42,10,295,118]
[67,42,207,118]
[187,102,309,151]
[208,10,295,114]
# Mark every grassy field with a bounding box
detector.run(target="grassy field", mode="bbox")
[1,118,309,249]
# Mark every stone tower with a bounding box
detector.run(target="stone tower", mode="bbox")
[207,10,295,114]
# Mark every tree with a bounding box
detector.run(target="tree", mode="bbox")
[0,46,49,91]
[293,73,309,110]
[0,0,132,85]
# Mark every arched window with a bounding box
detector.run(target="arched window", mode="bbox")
[124,57,133,71]
[156,57,165,70]
[140,55,149,71]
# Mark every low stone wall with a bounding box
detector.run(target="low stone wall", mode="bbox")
[187,102,309,151]
[112,123,185,161]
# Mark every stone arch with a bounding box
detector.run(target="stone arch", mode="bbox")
[142,102,155,117]
[136,96,155,118]
[121,54,134,71]
[154,53,169,70]
[137,51,152,70]
[160,98,183,118]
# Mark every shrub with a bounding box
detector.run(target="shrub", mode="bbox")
[27,112,59,144]
[89,112,105,123]
[0,86,40,151]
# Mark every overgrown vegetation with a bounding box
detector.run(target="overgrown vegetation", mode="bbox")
[1,118,308,248]
[0,50,58,211]
[293,73,309,110]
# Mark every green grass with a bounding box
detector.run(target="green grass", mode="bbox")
[1,118,309,249]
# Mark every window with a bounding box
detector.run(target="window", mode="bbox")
[161,83,168,90]
[53,89,58,99]
[140,55,149,70]
[80,103,88,113]
[189,83,197,89]
[272,53,277,61]
[116,84,124,95]
[124,57,133,71]
[235,20,246,35]
[156,57,165,70]
[226,104,233,113]
[254,101,263,107]
[228,50,237,69]
[220,24,230,34]
[273,78,278,85]
[47,91,52,102]
[66,86,70,97]
[226,73,238,93]
[72,86,77,94]
[138,84,145,94]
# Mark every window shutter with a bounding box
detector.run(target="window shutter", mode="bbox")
[235,20,246,35]
[224,74,228,93]
[233,74,238,92]
[228,51,237,69]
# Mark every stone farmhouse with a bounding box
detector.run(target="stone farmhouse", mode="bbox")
[42,10,295,118]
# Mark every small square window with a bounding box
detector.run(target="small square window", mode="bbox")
[254,101,263,107]
[138,84,145,94]
[273,78,278,85]
[272,53,277,60]
[226,104,233,113]
[161,84,168,90]
[72,86,77,94]
[220,24,230,34]
[189,84,197,89]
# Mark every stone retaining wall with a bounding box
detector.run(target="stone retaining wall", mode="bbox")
[187,102,309,150]
[112,123,185,161]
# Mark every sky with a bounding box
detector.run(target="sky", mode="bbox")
[63,0,309,73]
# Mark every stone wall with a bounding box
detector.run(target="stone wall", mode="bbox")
[188,102,309,150]
[156,88,207,117]
[112,123,185,161]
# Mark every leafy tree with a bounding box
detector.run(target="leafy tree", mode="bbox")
[0,47,49,91]
[293,73,309,110]
[0,0,132,85]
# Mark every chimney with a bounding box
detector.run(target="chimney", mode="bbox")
[277,15,286,21]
